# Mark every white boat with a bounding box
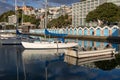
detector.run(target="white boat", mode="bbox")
[21,24,78,49]
[21,0,78,49]
[64,48,116,58]
[22,41,78,49]
[64,48,116,65]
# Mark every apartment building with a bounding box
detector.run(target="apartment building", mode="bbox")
[72,0,120,27]
[39,5,72,28]
[107,0,120,6]
[8,15,17,25]
[17,5,35,15]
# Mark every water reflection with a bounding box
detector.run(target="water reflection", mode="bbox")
[77,40,120,52]
[94,59,118,70]
[22,49,64,63]
[0,45,24,80]
[22,49,64,80]
[64,54,115,66]
[0,45,120,80]
[115,54,120,66]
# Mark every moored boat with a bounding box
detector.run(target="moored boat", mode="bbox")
[21,0,78,49]
[21,41,78,49]
[64,48,116,65]
[21,28,78,49]
[64,48,116,58]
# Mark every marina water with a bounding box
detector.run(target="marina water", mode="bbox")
[0,40,120,80]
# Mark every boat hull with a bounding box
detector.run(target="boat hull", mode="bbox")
[64,48,116,65]
[22,42,78,49]
[64,48,115,58]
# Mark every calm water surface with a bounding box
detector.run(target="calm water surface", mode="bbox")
[0,45,120,80]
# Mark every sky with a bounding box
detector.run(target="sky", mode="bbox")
[0,0,80,8]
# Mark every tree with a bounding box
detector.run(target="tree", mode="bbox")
[47,14,72,28]
[0,10,40,28]
[0,10,15,22]
[86,3,120,24]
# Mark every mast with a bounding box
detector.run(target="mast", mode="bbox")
[45,0,48,29]
[21,1,25,25]
[44,0,48,39]
[15,0,18,31]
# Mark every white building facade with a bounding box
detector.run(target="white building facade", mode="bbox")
[72,0,120,27]
[107,0,120,6]
[8,15,17,25]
